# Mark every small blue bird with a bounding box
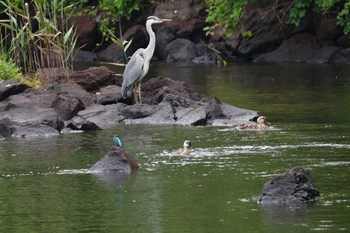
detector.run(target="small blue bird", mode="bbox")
[113,135,122,148]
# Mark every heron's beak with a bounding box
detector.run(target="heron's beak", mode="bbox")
[159,18,172,23]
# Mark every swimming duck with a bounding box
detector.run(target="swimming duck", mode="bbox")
[90,135,139,172]
[176,140,194,155]
[234,116,270,129]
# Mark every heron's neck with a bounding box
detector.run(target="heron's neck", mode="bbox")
[145,22,156,59]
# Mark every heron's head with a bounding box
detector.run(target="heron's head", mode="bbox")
[257,116,267,124]
[147,16,172,24]
[183,140,192,149]
[113,135,122,148]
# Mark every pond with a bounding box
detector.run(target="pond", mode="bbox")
[0,63,350,232]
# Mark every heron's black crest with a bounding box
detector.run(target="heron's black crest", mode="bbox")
[147,16,159,21]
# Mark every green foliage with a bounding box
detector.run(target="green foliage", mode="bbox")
[0,55,40,86]
[288,0,312,26]
[336,1,350,34]
[0,56,23,82]
[288,0,350,34]
[205,0,350,38]
[0,0,78,78]
[204,0,250,38]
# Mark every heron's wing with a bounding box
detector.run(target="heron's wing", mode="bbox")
[121,49,144,97]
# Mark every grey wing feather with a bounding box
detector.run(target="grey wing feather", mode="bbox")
[121,50,144,97]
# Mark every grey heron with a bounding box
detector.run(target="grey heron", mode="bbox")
[121,16,172,103]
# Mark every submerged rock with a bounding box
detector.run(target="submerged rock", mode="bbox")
[90,146,139,173]
[258,167,321,204]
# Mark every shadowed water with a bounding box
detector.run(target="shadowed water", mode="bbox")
[0,63,350,232]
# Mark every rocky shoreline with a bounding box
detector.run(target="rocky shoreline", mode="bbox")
[73,0,350,65]
[0,66,257,139]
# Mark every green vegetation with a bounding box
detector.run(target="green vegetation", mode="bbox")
[204,0,350,38]
[204,0,250,38]
[0,0,78,77]
[0,56,39,86]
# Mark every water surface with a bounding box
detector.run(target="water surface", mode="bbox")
[0,63,350,232]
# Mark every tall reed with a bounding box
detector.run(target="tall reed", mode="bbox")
[0,0,78,79]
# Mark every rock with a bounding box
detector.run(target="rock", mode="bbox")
[154,0,206,20]
[0,118,14,138]
[58,83,97,107]
[96,43,126,62]
[123,25,148,58]
[0,118,59,138]
[36,68,73,84]
[258,167,321,204]
[0,80,29,101]
[141,77,201,105]
[52,94,85,121]
[236,2,289,57]
[72,14,100,51]
[72,66,118,92]
[90,146,139,173]
[65,115,101,131]
[97,85,123,105]
[155,25,177,60]
[0,107,64,131]
[330,48,350,64]
[74,50,98,62]
[76,104,125,129]
[165,38,197,63]
[254,33,341,63]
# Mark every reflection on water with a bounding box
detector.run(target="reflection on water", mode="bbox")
[1,63,350,232]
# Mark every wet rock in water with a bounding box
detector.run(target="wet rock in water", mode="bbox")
[0,71,257,137]
[90,146,139,173]
[81,77,257,127]
[258,167,321,204]
[0,118,59,138]
[0,80,30,101]
[65,116,101,131]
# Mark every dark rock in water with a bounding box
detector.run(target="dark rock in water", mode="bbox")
[0,72,257,137]
[165,38,197,63]
[0,118,59,138]
[77,77,257,127]
[65,116,101,131]
[0,80,29,101]
[90,146,139,173]
[254,33,341,63]
[96,43,125,62]
[258,167,321,204]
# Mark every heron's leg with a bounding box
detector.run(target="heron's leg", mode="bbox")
[138,82,142,104]
[133,88,139,104]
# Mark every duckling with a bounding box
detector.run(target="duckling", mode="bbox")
[234,116,270,129]
[176,140,194,155]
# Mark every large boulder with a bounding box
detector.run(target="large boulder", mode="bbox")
[76,77,257,127]
[258,167,321,204]
[0,80,29,101]
[90,146,139,173]
[254,33,341,63]
[71,14,100,51]
[0,118,59,138]
[72,66,118,92]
